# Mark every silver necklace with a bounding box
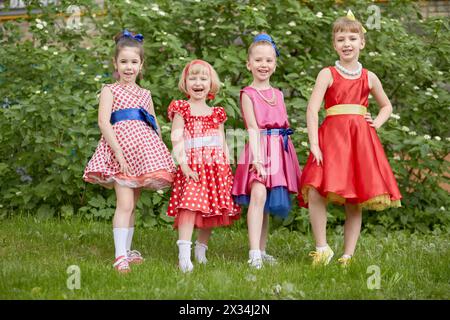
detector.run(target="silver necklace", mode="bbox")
[335,61,362,76]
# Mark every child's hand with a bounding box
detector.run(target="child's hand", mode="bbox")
[115,151,133,176]
[250,161,266,178]
[364,112,380,130]
[310,144,323,166]
[181,164,199,182]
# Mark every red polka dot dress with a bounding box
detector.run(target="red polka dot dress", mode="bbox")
[83,82,176,189]
[167,100,240,229]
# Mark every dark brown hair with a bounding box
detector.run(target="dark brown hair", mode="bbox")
[113,30,145,62]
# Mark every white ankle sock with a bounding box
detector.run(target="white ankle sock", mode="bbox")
[177,240,193,272]
[316,245,329,252]
[195,241,208,264]
[249,249,262,260]
[126,227,134,252]
[113,228,128,259]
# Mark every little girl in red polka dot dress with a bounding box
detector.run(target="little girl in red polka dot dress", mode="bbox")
[83,30,176,273]
[167,59,240,273]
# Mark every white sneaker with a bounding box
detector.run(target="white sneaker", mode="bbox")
[261,252,278,265]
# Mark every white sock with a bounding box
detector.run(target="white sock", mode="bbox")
[195,240,208,264]
[177,240,193,272]
[316,245,329,252]
[126,227,134,252]
[249,249,262,260]
[113,228,128,259]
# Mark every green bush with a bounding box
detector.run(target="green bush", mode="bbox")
[0,0,448,232]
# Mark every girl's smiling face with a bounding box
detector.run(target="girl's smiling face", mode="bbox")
[185,69,211,101]
[247,44,277,82]
[113,47,143,84]
[333,31,365,62]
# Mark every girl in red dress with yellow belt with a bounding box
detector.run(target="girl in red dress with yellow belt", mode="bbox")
[298,11,402,266]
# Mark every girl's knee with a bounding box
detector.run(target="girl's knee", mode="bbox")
[116,202,135,215]
[251,188,266,206]
[309,188,324,203]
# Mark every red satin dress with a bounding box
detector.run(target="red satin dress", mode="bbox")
[298,67,402,211]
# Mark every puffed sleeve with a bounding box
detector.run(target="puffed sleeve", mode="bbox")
[214,106,227,124]
[167,100,188,121]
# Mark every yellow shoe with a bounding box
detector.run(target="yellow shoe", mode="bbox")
[337,256,352,267]
[309,245,334,266]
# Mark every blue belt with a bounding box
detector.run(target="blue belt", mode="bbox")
[261,128,294,152]
[110,107,158,132]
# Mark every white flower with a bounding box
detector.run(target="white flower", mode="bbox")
[103,24,109,27]
[391,113,400,120]
[369,52,376,57]
[291,118,297,123]
[401,126,410,132]
[210,33,216,37]
[300,71,306,76]
[162,41,167,46]
[408,131,417,136]
[36,23,44,29]
[79,71,85,75]
[179,57,185,60]
[413,107,419,111]
[431,84,437,88]
[433,94,439,99]
[301,142,308,147]
[425,91,432,96]
[42,45,48,51]
[440,206,446,211]
[286,30,292,35]
[157,190,164,195]
[393,155,401,161]
[316,12,323,18]
[437,71,443,75]
[44,91,47,94]
[158,10,166,16]
[35,90,41,94]
[426,87,433,92]
[199,26,205,31]
[424,135,431,140]
[253,7,258,11]
[251,31,259,36]
[35,18,42,24]
[103,65,108,69]
[391,52,396,56]
[125,0,131,4]
[86,47,91,50]
[53,51,58,55]
[44,30,48,34]
[143,7,148,10]
[195,0,201,2]
[288,21,296,27]
[413,86,420,90]
[434,136,441,141]
[151,4,159,11]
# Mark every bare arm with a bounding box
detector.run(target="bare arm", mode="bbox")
[241,93,264,176]
[170,113,198,182]
[97,86,131,175]
[367,71,393,129]
[219,123,230,164]
[306,68,332,165]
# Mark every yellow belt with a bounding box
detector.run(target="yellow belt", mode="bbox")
[326,104,367,116]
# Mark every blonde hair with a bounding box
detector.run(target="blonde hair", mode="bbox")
[178,60,221,95]
[332,17,365,41]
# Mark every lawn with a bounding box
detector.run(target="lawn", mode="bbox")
[0,216,448,300]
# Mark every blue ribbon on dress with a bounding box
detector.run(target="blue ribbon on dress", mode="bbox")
[110,107,158,132]
[261,128,294,152]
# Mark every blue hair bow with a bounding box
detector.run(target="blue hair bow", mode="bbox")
[253,34,280,57]
[121,29,144,43]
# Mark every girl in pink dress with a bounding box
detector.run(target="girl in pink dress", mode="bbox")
[167,60,240,273]
[232,34,302,269]
[83,30,176,273]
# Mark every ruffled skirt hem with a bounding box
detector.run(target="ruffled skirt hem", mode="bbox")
[83,170,174,190]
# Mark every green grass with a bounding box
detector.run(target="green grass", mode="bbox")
[0,216,449,300]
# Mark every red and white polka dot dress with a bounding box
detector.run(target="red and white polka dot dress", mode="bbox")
[83,82,176,190]
[167,100,240,229]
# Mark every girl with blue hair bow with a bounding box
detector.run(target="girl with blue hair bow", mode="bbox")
[83,30,176,273]
[232,33,302,269]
